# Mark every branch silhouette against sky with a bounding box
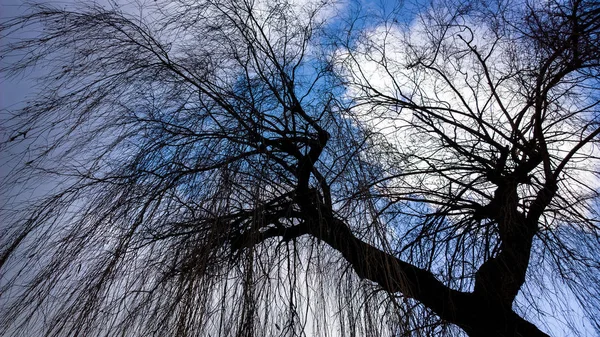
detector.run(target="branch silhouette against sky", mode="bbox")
[1,0,599,336]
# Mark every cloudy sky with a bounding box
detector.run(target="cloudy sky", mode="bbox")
[1,1,597,336]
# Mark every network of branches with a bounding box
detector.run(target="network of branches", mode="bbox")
[1,0,599,336]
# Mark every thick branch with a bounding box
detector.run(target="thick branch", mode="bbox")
[255,199,550,336]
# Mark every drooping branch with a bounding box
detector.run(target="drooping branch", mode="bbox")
[234,189,551,337]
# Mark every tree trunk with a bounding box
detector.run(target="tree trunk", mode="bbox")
[298,202,551,337]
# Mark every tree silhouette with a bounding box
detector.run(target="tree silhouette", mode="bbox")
[1,0,599,336]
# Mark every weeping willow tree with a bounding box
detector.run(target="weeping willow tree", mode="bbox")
[1,0,600,336]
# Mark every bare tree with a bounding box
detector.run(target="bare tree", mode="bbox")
[1,0,599,336]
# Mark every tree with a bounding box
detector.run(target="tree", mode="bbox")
[1,0,599,336]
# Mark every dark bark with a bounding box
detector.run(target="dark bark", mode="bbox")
[284,192,552,337]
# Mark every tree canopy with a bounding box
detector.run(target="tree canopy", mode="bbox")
[1,0,600,336]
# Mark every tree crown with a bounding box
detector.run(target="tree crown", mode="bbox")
[1,0,599,336]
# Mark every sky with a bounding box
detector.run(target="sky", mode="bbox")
[1,0,598,336]
[1,1,34,112]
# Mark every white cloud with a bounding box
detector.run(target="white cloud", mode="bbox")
[335,13,600,224]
